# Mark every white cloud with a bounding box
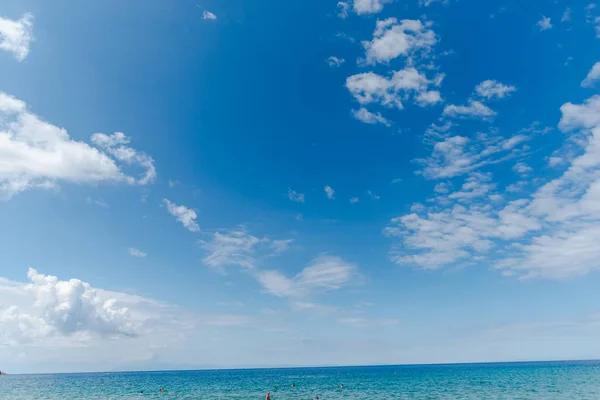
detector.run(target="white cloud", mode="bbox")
[86,197,108,208]
[434,182,450,194]
[91,132,156,185]
[200,229,292,272]
[561,7,572,22]
[202,10,217,20]
[256,255,357,298]
[349,197,360,203]
[270,239,294,254]
[327,56,345,68]
[387,94,600,279]
[537,16,553,31]
[346,68,443,110]
[443,100,496,119]
[337,1,349,19]
[512,162,533,176]
[0,92,154,199]
[128,248,147,258]
[416,131,530,179]
[447,172,496,202]
[0,13,34,61]
[0,268,139,343]
[0,268,253,371]
[288,188,305,203]
[362,18,437,65]
[581,62,600,88]
[163,199,200,232]
[474,80,517,100]
[418,0,448,6]
[201,229,261,270]
[415,90,442,106]
[353,0,390,15]
[351,108,391,126]
[324,185,335,199]
[367,190,380,200]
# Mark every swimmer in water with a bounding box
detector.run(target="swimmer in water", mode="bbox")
[340,384,344,388]
[266,392,271,400]
[159,388,165,393]
[291,383,295,387]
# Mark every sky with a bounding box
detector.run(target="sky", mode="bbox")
[1,0,600,374]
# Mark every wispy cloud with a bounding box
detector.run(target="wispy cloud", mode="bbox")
[352,108,391,126]
[256,255,358,298]
[288,188,305,203]
[324,186,335,200]
[86,197,108,208]
[367,190,380,200]
[327,56,345,67]
[128,248,147,258]
[163,199,200,232]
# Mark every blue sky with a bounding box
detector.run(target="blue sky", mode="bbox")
[1,0,600,374]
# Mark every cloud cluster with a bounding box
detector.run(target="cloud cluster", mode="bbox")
[0,92,154,199]
[362,18,437,65]
[0,269,139,345]
[387,94,600,279]
[347,68,443,110]
[337,0,390,17]
[0,13,34,61]
[443,80,516,119]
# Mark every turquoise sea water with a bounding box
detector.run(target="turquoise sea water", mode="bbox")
[2,361,600,399]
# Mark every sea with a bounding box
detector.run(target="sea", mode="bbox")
[2,361,600,399]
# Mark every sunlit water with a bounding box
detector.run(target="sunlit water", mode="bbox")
[2,361,600,399]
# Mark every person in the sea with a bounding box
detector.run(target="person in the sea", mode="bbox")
[291,383,295,387]
[159,388,165,393]
[266,391,271,400]
[340,384,344,388]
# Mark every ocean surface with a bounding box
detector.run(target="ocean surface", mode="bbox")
[2,361,600,399]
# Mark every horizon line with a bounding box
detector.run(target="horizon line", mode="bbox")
[7,358,600,376]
